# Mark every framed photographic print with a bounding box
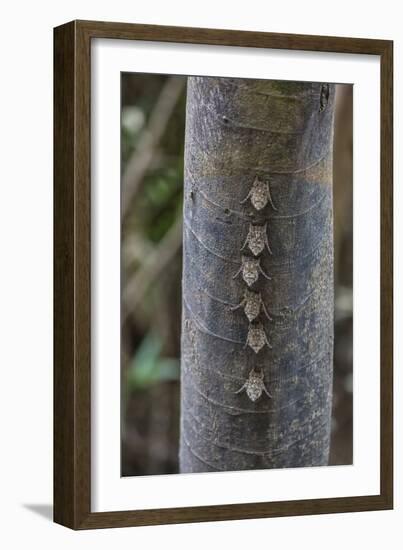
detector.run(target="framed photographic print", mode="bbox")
[54,20,393,529]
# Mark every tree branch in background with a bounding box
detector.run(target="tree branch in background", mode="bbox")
[122,234,155,270]
[123,215,183,322]
[122,77,186,219]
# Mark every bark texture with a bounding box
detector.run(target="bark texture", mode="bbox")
[180,77,335,472]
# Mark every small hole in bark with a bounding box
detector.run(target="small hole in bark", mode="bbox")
[224,208,230,215]
[222,115,229,124]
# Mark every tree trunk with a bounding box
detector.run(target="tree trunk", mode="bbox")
[180,77,335,472]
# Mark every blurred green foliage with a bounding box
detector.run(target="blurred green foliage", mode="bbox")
[140,166,183,243]
[127,333,180,391]
[122,77,186,248]
[122,75,185,400]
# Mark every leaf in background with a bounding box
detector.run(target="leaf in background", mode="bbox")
[127,332,179,391]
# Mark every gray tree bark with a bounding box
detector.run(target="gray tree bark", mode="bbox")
[180,77,335,472]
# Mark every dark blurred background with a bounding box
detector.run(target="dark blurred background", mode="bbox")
[121,74,353,476]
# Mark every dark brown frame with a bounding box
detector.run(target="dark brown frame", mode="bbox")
[54,19,393,530]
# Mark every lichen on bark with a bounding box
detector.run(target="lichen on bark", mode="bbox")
[180,77,335,473]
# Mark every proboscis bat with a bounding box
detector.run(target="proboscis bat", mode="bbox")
[241,223,272,256]
[240,176,277,211]
[245,322,272,353]
[235,368,272,401]
[230,289,272,322]
[232,256,271,287]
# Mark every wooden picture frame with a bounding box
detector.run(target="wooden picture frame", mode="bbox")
[54,20,393,529]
